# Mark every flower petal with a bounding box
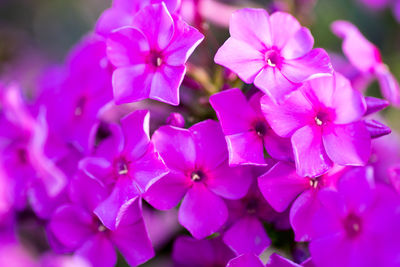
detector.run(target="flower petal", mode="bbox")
[258,161,309,212]
[281,27,314,59]
[255,67,298,102]
[106,26,148,67]
[164,18,204,66]
[322,122,371,166]
[260,91,313,138]
[149,65,185,105]
[292,125,333,177]
[152,125,196,172]
[179,183,228,239]
[112,65,152,104]
[225,132,265,165]
[132,2,174,50]
[214,38,265,84]
[210,88,258,135]
[223,216,270,255]
[229,8,272,50]
[76,234,117,267]
[48,205,94,250]
[280,48,333,84]
[94,176,141,230]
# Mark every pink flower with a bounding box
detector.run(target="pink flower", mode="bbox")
[261,73,370,177]
[106,3,204,105]
[331,20,400,107]
[215,8,333,102]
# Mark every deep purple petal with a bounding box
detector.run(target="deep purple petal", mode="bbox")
[267,253,302,267]
[227,254,265,267]
[111,218,154,266]
[364,119,391,139]
[48,205,94,250]
[76,234,117,267]
[179,183,228,239]
[223,216,270,255]
[69,172,109,213]
[322,122,371,166]
[364,96,389,115]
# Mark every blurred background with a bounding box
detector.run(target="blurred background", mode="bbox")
[0,0,399,266]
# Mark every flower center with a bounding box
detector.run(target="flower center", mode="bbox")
[74,97,86,117]
[265,50,281,68]
[343,213,362,238]
[314,110,331,126]
[98,224,107,232]
[150,52,163,67]
[191,170,205,182]
[17,148,28,164]
[116,158,129,175]
[309,178,319,188]
[254,121,267,137]
[246,199,259,214]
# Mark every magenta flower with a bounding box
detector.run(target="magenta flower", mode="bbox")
[210,88,292,165]
[79,110,168,230]
[48,172,154,267]
[310,167,400,267]
[214,8,333,102]
[261,73,371,177]
[223,183,275,255]
[258,161,345,241]
[172,236,235,267]
[144,120,252,239]
[37,34,113,154]
[331,20,400,107]
[106,3,204,105]
[96,0,181,36]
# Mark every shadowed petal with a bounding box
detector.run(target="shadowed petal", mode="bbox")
[76,234,117,267]
[223,216,270,255]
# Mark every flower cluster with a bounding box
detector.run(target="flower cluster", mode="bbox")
[1,1,400,267]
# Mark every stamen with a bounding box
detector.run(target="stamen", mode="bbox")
[267,58,276,67]
[315,116,323,126]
